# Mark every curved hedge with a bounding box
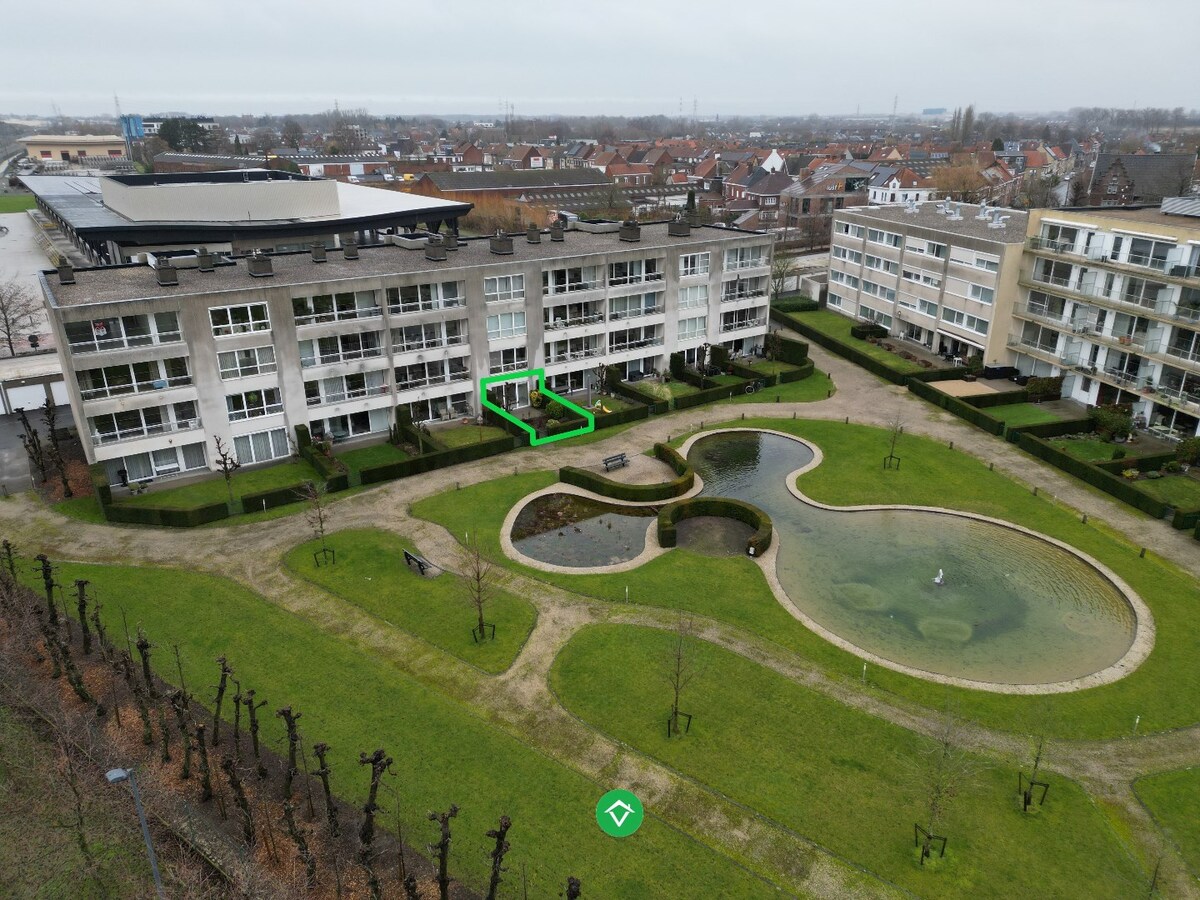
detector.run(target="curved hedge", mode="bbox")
[559,443,693,502]
[657,496,772,556]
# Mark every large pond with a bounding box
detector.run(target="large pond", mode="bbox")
[512,493,656,567]
[688,431,1137,685]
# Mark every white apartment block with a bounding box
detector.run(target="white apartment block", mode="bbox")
[39,221,771,484]
[1011,199,1200,438]
[826,202,1028,363]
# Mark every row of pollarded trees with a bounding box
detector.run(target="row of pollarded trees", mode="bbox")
[0,544,581,899]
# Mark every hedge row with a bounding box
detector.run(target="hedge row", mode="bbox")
[1093,452,1178,475]
[657,496,773,556]
[240,481,314,513]
[676,369,719,390]
[609,379,669,415]
[1016,433,1169,518]
[359,434,516,484]
[776,336,810,367]
[89,463,113,507]
[906,379,1006,436]
[964,389,1030,409]
[675,379,750,411]
[481,404,533,445]
[729,360,778,387]
[559,443,694,503]
[780,312,913,385]
[771,294,820,312]
[784,359,816,382]
[1005,417,1095,443]
[104,502,231,528]
[1173,506,1200,531]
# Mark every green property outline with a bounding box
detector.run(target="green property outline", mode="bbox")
[479,368,596,445]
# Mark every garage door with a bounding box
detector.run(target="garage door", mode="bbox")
[4,384,48,414]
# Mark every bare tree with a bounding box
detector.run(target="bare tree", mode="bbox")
[485,815,513,900]
[42,400,73,498]
[211,656,232,745]
[16,407,49,484]
[461,531,495,642]
[910,709,979,863]
[296,482,334,566]
[429,804,459,900]
[213,437,241,507]
[663,614,702,737]
[771,250,798,301]
[0,277,40,356]
[884,409,903,470]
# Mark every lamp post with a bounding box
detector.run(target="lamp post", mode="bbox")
[105,768,164,898]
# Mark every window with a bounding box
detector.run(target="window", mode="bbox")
[969,284,995,304]
[542,265,601,294]
[832,246,863,264]
[210,303,269,337]
[489,347,527,374]
[864,254,897,274]
[974,255,999,272]
[680,252,710,277]
[827,292,843,308]
[858,305,893,329]
[103,441,207,484]
[610,292,662,320]
[679,285,708,309]
[918,299,939,318]
[226,388,283,421]
[293,290,380,325]
[722,277,767,301]
[298,332,383,367]
[218,346,277,379]
[834,221,864,238]
[829,270,859,289]
[678,316,707,340]
[305,370,387,405]
[486,311,526,340]
[65,311,181,353]
[76,358,191,400]
[724,246,767,270]
[901,268,941,288]
[609,258,663,285]
[386,281,464,313]
[861,280,896,302]
[1107,182,1119,195]
[942,307,989,335]
[484,274,525,303]
[89,401,199,444]
[233,428,290,465]
[866,228,902,248]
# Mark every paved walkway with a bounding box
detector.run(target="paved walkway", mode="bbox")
[1,348,1198,897]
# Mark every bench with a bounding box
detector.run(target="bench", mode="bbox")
[403,549,434,576]
[603,453,628,472]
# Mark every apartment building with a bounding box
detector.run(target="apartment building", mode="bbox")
[825,201,1028,363]
[1010,198,1200,438]
[38,221,771,484]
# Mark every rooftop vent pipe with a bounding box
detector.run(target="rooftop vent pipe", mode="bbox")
[310,242,327,263]
[490,230,514,255]
[57,263,75,285]
[526,224,542,244]
[425,236,447,261]
[155,260,179,287]
[247,253,274,278]
[667,217,691,237]
[619,220,641,242]
[442,232,459,251]
[342,240,359,260]
[197,247,214,271]
[549,221,565,242]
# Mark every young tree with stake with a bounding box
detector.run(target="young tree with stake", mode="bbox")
[461,531,496,642]
[663,614,702,737]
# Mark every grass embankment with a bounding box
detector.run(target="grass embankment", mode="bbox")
[552,624,1144,898]
[791,310,927,374]
[413,417,1200,741]
[284,527,536,673]
[32,561,777,899]
[1134,769,1200,876]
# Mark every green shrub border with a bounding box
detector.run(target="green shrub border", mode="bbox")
[1016,433,1169,518]
[359,434,517,484]
[657,496,773,556]
[906,379,1006,436]
[240,481,314,513]
[102,502,231,527]
[559,443,693,502]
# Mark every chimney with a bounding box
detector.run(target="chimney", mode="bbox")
[549,221,565,242]
[56,263,75,285]
[197,247,214,271]
[342,239,359,260]
[247,252,274,278]
[619,220,641,242]
[489,231,514,255]
[155,260,179,287]
[526,224,542,244]
[667,217,691,237]
[310,242,327,263]
[425,236,447,261]
[442,232,459,251]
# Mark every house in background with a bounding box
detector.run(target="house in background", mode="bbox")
[867,167,935,205]
[1085,153,1197,206]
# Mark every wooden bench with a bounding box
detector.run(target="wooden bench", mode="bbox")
[403,549,434,576]
[602,453,628,472]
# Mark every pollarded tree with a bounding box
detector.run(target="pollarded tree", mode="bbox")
[213,437,241,507]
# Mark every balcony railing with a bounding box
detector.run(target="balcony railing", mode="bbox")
[489,360,528,374]
[726,257,767,271]
[294,307,383,327]
[1006,336,1060,356]
[609,337,664,352]
[1156,383,1200,410]
[546,347,603,364]
[392,334,467,354]
[228,402,284,421]
[389,298,467,316]
[544,312,604,330]
[544,280,601,296]
[300,346,384,368]
[306,385,390,407]
[609,306,664,322]
[608,272,664,287]
[721,289,768,303]
[1165,344,1200,365]
[721,317,766,333]
[1026,236,1107,261]
[90,417,201,446]
[68,331,182,355]
[79,374,192,401]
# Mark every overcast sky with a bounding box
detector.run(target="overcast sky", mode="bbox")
[3,0,1197,120]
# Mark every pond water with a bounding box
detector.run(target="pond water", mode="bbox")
[512,493,656,567]
[687,431,1137,685]
[676,515,756,556]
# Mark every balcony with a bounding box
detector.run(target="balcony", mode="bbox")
[609,337,664,352]
[726,257,768,271]
[90,417,201,446]
[544,312,604,331]
[721,289,768,303]
[489,360,528,374]
[1013,302,1072,329]
[543,280,601,296]
[721,317,766,333]
[306,385,391,407]
[1156,383,1200,413]
[545,347,603,365]
[392,334,467,354]
[608,306,664,322]
[1026,236,1106,261]
[68,331,182,355]
[608,273,664,287]
[388,297,466,317]
[79,374,192,402]
[300,346,384,368]
[1005,335,1061,360]
[294,307,383,327]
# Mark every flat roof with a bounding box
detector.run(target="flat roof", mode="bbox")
[44,222,766,309]
[838,202,1029,243]
[1050,204,1200,231]
[18,173,472,245]
[21,134,124,144]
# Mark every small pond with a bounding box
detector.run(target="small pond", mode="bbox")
[512,493,656,568]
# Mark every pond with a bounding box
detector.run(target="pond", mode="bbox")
[687,431,1138,686]
[511,493,657,568]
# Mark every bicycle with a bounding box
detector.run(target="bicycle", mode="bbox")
[744,380,766,395]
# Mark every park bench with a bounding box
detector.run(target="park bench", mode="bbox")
[403,549,434,576]
[603,453,628,472]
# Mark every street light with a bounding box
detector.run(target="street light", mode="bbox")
[105,768,164,898]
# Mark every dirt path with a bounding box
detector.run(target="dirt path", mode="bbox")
[4,349,1199,896]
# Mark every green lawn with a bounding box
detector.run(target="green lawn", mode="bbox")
[0,195,35,213]
[743,359,797,376]
[714,368,834,406]
[788,310,927,374]
[114,460,320,510]
[53,494,108,524]
[1050,437,1128,463]
[1134,471,1200,507]
[433,424,509,449]
[284,527,536,673]
[338,441,410,476]
[1134,769,1200,876]
[630,380,697,402]
[988,403,1065,429]
[414,417,1200,740]
[34,561,777,899]
[552,624,1144,898]
[711,374,744,387]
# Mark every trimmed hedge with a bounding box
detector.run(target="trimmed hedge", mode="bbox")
[482,404,532,445]
[1173,506,1200,530]
[89,463,112,507]
[776,336,810,367]
[772,294,820,312]
[783,359,816,382]
[784,314,910,385]
[676,369,718,390]
[560,443,694,503]
[913,367,970,383]
[1093,452,1178,475]
[104,502,230,527]
[359,434,516,484]
[1016,433,1169,518]
[240,481,313,513]
[675,379,751,410]
[850,322,888,341]
[906,379,1006,436]
[729,360,779,388]
[610,379,669,415]
[657,496,773,556]
[964,389,1030,409]
[326,473,350,493]
[1005,417,1095,443]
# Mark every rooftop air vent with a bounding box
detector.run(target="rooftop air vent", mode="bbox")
[342,240,359,260]
[975,201,990,220]
[155,261,179,287]
[619,220,641,242]
[443,232,459,251]
[667,217,691,237]
[247,253,274,278]
[490,231,514,255]
[310,242,327,263]
[526,224,542,244]
[549,221,565,242]
[197,247,214,271]
[56,263,75,285]
[425,236,447,261]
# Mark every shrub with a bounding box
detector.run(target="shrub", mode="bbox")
[294,424,312,449]
[669,352,686,379]
[1093,404,1133,440]
[1144,470,1164,480]
[529,390,545,409]
[546,400,564,420]
[1111,448,1126,461]
[1122,468,1140,481]
[1027,375,1065,401]
[710,345,730,370]
[1165,460,1182,473]
[1177,437,1200,466]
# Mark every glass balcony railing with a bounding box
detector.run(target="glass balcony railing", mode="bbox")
[90,417,201,445]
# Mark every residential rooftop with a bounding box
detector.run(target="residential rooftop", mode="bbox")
[42,221,766,309]
[838,201,1030,243]
[1046,202,1200,230]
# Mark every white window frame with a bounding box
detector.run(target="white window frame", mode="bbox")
[218,345,277,380]
[486,311,527,340]
[680,252,711,277]
[210,303,270,337]
[484,274,525,303]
